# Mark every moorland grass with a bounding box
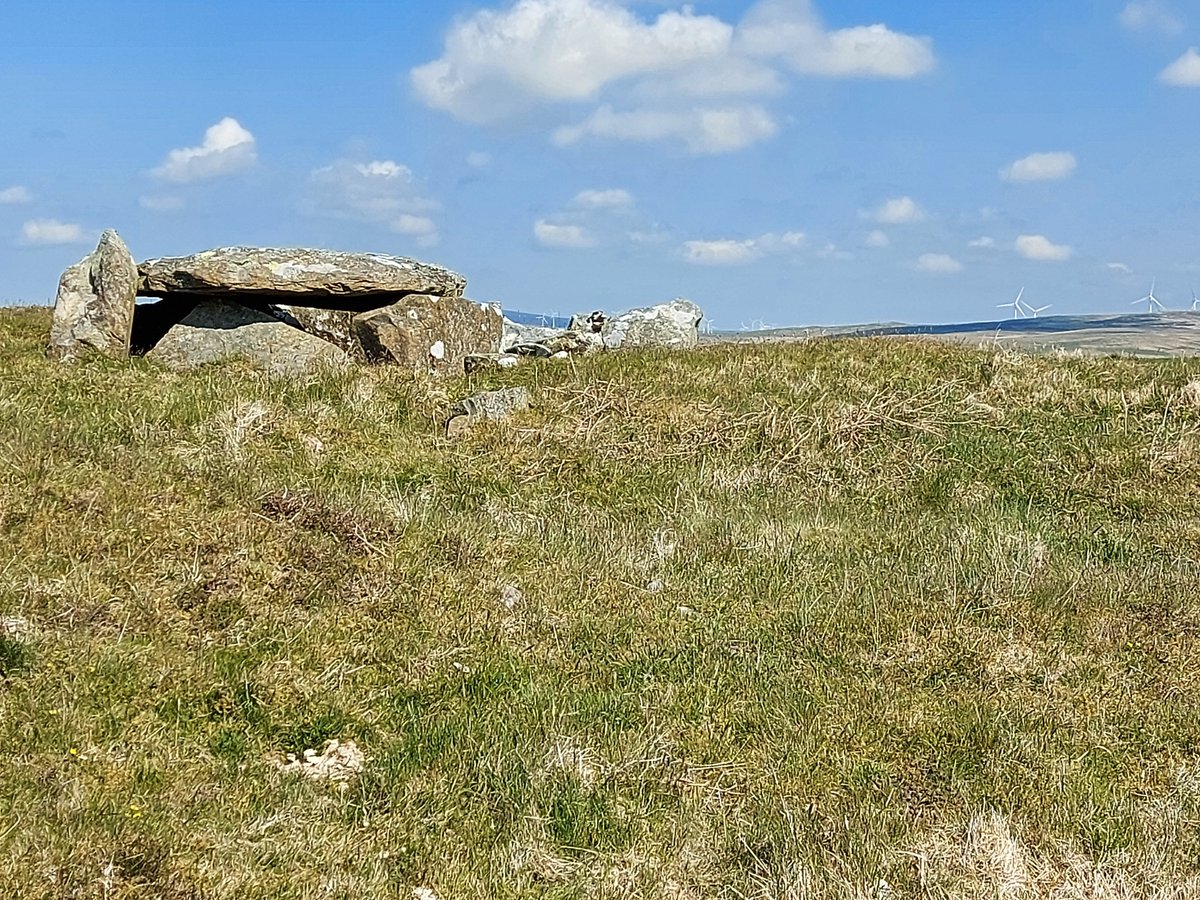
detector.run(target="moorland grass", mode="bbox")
[3,306,1200,898]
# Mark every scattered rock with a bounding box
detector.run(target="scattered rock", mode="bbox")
[501,319,564,351]
[354,294,503,373]
[446,386,531,436]
[147,300,349,375]
[569,310,607,334]
[275,739,365,783]
[601,298,703,350]
[138,247,466,300]
[47,230,139,361]
[464,353,521,374]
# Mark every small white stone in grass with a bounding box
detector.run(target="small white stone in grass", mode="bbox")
[646,578,664,594]
[497,355,520,368]
[413,888,439,900]
[1,616,30,636]
[276,739,364,782]
[453,661,472,675]
[430,340,446,360]
[677,606,699,618]
[552,350,569,359]
[500,584,524,610]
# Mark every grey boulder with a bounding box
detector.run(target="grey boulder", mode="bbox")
[601,299,703,350]
[353,294,503,374]
[146,300,349,376]
[138,247,466,301]
[48,230,138,361]
[446,387,532,437]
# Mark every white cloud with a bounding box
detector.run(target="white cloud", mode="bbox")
[869,196,924,224]
[153,117,257,183]
[411,0,934,152]
[572,188,635,210]
[1000,151,1077,183]
[679,230,806,264]
[865,230,890,248]
[968,236,997,249]
[1160,47,1200,86]
[139,195,185,212]
[738,0,935,79]
[534,219,597,248]
[1015,234,1073,261]
[20,219,88,246]
[1107,261,1134,274]
[411,0,734,122]
[392,214,440,246]
[0,186,32,204]
[1119,1,1183,35]
[916,252,963,273]
[816,241,853,261]
[682,238,762,265]
[553,104,778,154]
[306,159,439,241]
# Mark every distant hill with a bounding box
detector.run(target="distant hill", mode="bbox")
[710,310,1200,358]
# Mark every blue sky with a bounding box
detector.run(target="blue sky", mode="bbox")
[3,0,1200,327]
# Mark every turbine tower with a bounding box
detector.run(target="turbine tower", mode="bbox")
[997,287,1027,319]
[1131,278,1165,313]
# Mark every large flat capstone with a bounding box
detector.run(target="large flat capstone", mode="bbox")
[137,248,466,301]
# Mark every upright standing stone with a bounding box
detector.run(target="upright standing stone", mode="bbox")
[47,230,138,361]
[353,294,503,374]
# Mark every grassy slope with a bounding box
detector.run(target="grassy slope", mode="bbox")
[3,307,1200,899]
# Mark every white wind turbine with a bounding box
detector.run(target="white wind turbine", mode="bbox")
[1191,289,1199,312]
[997,287,1027,319]
[1025,302,1051,317]
[1132,278,1166,313]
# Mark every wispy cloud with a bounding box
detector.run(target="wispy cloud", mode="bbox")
[20,219,88,246]
[868,196,924,224]
[1119,1,1184,35]
[1160,47,1200,86]
[153,117,257,183]
[0,186,32,204]
[916,252,963,273]
[534,219,597,248]
[969,236,997,249]
[1000,151,1077,183]
[304,158,440,243]
[682,238,762,265]
[1015,234,1073,261]
[571,188,635,211]
[139,195,185,212]
[681,230,807,265]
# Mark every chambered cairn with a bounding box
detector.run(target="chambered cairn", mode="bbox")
[46,230,705,375]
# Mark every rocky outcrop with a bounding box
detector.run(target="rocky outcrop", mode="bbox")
[601,299,703,350]
[138,248,466,301]
[147,300,349,375]
[47,230,138,361]
[446,387,531,437]
[494,300,704,364]
[353,294,503,374]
